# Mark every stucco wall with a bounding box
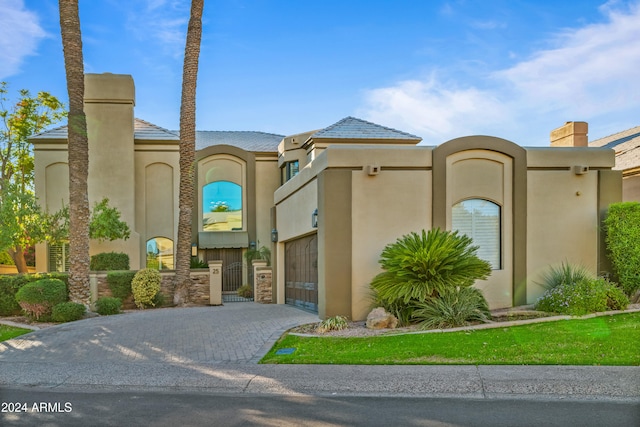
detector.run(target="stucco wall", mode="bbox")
[526,170,600,301]
[350,167,432,320]
[134,148,179,268]
[255,158,280,248]
[525,147,616,303]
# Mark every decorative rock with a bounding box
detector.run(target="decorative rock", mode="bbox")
[366,307,398,329]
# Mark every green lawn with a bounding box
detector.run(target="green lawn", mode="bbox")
[261,312,640,365]
[0,324,31,342]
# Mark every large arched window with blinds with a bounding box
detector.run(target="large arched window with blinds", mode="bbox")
[452,199,501,270]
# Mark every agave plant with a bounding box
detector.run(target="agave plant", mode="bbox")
[412,286,491,329]
[538,262,593,290]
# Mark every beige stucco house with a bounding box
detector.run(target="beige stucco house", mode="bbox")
[31,73,622,320]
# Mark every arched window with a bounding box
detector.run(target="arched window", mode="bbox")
[202,181,243,231]
[452,199,501,269]
[146,237,174,270]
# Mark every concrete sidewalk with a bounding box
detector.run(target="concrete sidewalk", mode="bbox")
[1,304,639,402]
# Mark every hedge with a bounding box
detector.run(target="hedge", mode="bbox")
[604,202,640,296]
[0,273,69,316]
[90,252,130,271]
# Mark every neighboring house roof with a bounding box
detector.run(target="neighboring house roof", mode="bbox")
[309,116,422,142]
[30,118,284,153]
[590,125,640,172]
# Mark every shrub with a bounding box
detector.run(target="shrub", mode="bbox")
[131,268,161,308]
[237,284,253,299]
[370,228,491,323]
[90,252,130,271]
[412,286,491,329]
[190,258,208,269]
[52,302,86,322]
[538,262,593,291]
[152,292,166,307]
[95,297,122,315]
[0,273,69,316]
[535,277,629,316]
[604,202,640,296]
[106,271,135,300]
[317,315,349,333]
[15,278,68,321]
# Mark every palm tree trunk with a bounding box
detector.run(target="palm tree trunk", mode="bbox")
[174,0,204,305]
[59,0,91,305]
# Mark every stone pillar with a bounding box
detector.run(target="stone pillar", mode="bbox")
[252,260,272,304]
[208,260,223,305]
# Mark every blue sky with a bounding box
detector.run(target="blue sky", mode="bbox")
[2,0,639,146]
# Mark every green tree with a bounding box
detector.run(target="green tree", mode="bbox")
[0,82,66,272]
[59,0,91,305]
[174,0,204,305]
[45,198,131,244]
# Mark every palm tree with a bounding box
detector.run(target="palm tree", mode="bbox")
[174,0,204,305]
[59,0,91,305]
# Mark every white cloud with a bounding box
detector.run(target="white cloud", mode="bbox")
[359,1,640,144]
[496,2,640,116]
[0,0,47,79]
[360,76,507,143]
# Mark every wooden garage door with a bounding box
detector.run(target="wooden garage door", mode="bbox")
[285,234,318,312]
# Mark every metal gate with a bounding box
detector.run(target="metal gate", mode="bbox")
[204,248,252,302]
[285,234,318,312]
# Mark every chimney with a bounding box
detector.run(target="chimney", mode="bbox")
[550,121,588,147]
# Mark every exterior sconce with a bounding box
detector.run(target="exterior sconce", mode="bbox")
[191,243,198,257]
[250,241,257,250]
[271,228,278,242]
[312,209,318,228]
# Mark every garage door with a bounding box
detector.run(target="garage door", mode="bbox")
[285,234,318,312]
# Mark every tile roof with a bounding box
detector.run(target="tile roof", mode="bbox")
[310,116,422,141]
[589,125,640,171]
[30,118,179,141]
[135,119,179,140]
[186,131,284,152]
[30,118,283,152]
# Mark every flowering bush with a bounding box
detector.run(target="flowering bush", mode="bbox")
[535,277,628,316]
[131,269,161,309]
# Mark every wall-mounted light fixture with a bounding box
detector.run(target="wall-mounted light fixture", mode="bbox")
[312,208,318,228]
[271,229,278,242]
[191,243,198,257]
[250,241,257,250]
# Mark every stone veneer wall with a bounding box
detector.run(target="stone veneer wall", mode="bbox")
[254,268,273,304]
[93,270,211,309]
